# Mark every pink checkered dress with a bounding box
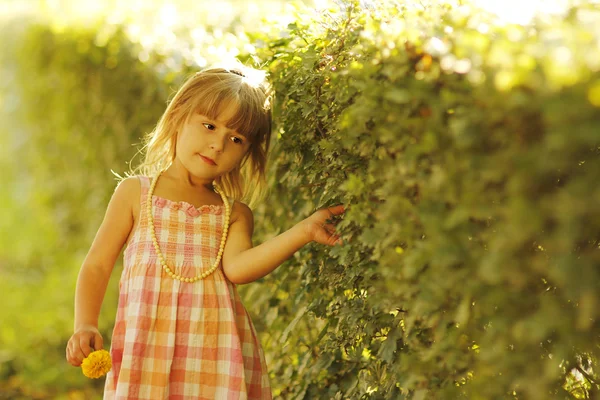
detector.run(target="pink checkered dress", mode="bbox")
[104,176,271,399]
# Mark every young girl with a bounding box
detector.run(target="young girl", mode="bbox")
[65,65,345,399]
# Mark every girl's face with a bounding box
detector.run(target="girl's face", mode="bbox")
[174,103,251,182]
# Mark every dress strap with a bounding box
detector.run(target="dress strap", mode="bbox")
[139,175,150,205]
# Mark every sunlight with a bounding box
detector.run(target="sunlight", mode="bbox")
[473,0,571,24]
[159,3,179,28]
[241,67,268,88]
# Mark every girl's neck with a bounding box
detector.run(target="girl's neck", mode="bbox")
[163,162,215,192]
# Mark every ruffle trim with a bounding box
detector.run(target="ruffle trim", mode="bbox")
[151,195,223,217]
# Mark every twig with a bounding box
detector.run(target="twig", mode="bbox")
[576,365,598,387]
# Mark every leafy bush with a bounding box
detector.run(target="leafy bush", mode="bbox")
[250,1,600,398]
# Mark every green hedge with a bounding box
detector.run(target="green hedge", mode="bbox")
[1,1,599,398]
[253,1,600,398]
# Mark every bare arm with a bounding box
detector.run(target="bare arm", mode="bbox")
[66,177,139,366]
[222,203,345,285]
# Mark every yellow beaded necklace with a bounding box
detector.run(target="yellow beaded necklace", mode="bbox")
[147,173,231,283]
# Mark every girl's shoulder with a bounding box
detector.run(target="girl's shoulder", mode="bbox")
[116,174,143,187]
[113,175,143,200]
[102,176,142,222]
[230,199,254,226]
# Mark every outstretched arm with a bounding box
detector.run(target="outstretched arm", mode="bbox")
[221,204,345,285]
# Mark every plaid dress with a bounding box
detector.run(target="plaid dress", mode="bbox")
[104,176,271,399]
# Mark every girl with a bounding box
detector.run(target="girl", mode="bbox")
[65,65,345,399]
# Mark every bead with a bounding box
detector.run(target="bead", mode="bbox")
[147,172,230,283]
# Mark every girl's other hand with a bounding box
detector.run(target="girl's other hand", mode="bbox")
[302,205,346,246]
[66,325,104,367]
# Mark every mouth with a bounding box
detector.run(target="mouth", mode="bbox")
[199,154,217,166]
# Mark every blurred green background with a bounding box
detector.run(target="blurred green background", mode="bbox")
[1,0,599,399]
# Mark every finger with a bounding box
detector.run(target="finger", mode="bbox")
[325,215,342,225]
[71,355,83,367]
[324,224,344,244]
[323,223,337,234]
[69,355,83,366]
[328,234,342,246]
[93,333,104,351]
[67,344,83,366]
[327,205,346,216]
[79,334,93,358]
[322,227,341,244]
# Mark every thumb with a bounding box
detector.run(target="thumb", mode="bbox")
[93,333,104,351]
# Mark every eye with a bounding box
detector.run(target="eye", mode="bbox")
[231,136,244,145]
[203,123,216,131]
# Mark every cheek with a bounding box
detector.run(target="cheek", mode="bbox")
[238,144,251,157]
[225,151,247,171]
[237,146,250,159]
[176,129,196,149]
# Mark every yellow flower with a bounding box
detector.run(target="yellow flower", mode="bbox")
[81,349,112,379]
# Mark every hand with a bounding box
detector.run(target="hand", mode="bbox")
[66,325,104,367]
[301,205,346,246]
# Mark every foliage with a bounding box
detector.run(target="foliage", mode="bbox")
[249,0,600,398]
[1,0,599,398]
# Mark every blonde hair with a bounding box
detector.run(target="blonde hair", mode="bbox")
[132,65,272,207]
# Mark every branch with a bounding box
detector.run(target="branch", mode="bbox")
[576,365,598,387]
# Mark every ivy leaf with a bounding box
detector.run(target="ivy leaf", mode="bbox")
[378,327,400,364]
[280,305,308,344]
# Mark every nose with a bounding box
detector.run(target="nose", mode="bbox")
[209,135,226,153]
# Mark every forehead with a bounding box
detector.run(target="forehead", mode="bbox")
[210,102,239,126]
[192,92,265,141]
[195,105,245,138]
